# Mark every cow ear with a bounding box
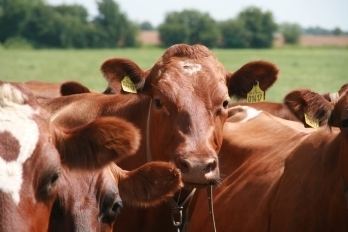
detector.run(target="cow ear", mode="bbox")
[226,61,278,98]
[116,162,183,208]
[60,81,91,96]
[284,89,333,127]
[100,58,146,94]
[52,116,140,170]
[329,90,348,130]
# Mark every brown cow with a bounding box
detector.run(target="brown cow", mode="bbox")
[0,82,182,231]
[43,44,278,231]
[189,90,348,232]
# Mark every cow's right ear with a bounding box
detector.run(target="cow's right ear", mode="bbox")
[116,162,183,208]
[226,61,278,98]
[100,58,146,94]
[329,90,348,130]
[52,116,140,170]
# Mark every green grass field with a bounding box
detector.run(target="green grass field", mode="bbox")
[0,47,347,101]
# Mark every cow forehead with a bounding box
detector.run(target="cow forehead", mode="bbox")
[0,84,39,205]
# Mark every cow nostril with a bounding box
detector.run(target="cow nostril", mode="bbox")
[203,160,217,173]
[176,159,190,173]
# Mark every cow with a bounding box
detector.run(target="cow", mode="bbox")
[0,82,182,231]
[42,44,278,231]
[188,90,348,232]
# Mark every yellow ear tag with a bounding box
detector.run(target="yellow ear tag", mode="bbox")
[121,76,137,93]
[247,82,265,103]
[304,113,319,128]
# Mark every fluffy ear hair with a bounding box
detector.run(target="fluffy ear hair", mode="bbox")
[60,81,91,96]
[329,90,348,129]
[53,116,140,170]
[284,89,333,127]
[226,61,278,98]
[114,162,183,208]
[100,58,146,94]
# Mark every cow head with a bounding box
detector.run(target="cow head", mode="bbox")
[0,82,139,231]
[49,162,182,232]
[101,44,278,185]
[0,82,61,231]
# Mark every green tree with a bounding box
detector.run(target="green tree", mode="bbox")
[332,27,342,36]
[219,19,251,48]
[140,21,154,30]
[158,10,220,47]
[279,23,302,44]
[0,0,43,42]
[237,6,277,48]
[94,0,138,47]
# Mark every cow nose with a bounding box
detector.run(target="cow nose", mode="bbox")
[175,156,220,184]
[176,158,217,174]
[100,194,123,224]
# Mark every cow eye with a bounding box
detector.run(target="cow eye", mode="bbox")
[37,169,60,201]
[154,98,163,109]
[222,99,229,109]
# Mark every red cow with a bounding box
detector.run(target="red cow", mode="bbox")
[0,82,182,231]
[189,90,348,232]
[43,44,278,231]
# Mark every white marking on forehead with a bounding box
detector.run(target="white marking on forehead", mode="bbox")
[179,61,202,75]
[0,84,39,205]
[237,106,262,123]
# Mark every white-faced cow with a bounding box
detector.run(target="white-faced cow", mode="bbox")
[0,82,182,232]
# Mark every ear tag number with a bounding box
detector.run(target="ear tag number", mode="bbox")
[121,76,137,93]
[304,113,319,128]
[247,82,265,103]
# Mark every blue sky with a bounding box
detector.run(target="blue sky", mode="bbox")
[47,0,348,30]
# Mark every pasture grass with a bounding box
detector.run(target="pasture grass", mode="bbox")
[0,47,347,101]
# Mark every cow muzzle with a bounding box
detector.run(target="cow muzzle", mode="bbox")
[174,156,220,185]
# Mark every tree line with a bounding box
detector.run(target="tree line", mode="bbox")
[0,0,345,49]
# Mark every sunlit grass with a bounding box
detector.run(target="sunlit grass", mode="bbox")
[1,47,347,101]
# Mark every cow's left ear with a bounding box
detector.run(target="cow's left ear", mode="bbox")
[116,162,183,208]
[52,116,140,170]
[329,90,348,130]
[100,58,146,94]
[226,61,279,98]
[284,89,333,127]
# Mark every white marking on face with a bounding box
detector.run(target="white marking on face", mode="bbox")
[179,61,202,75]
[0,84,39,205]
[237,106,262,123]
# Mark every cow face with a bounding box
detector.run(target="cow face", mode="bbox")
[49,162,182,232]
[0,83,61,231]
[101,44,278,186]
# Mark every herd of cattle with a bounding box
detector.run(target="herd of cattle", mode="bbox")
[0,44,347,232]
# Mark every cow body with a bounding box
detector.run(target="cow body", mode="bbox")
[189,97,348,232]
